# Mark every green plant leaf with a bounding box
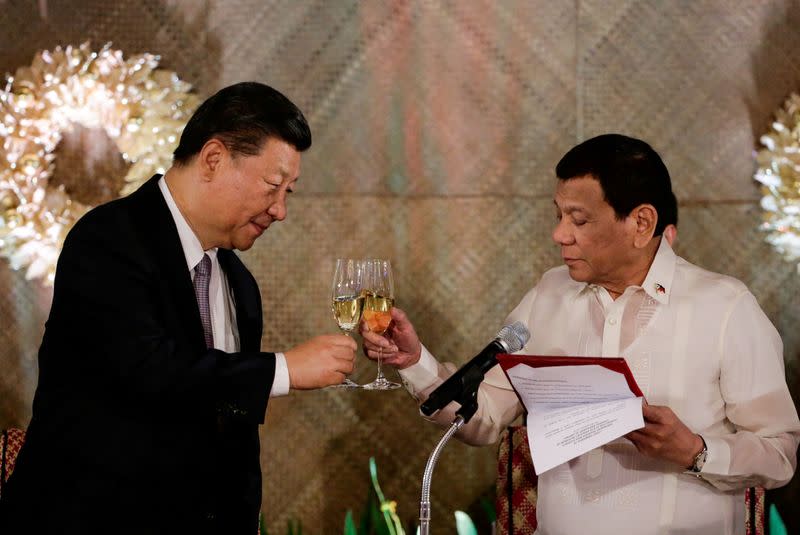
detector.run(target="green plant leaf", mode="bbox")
[344,510,357,535]
[454,511,478,535]
[369,497,392,535]
[369,457,387,504]
[479,497,496,524]
[358,494,373,535]
[769,504,787,535]
[368,457,405,535]
[286,519,302,535]
[259,512,268,535]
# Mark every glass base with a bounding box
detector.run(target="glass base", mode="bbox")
[328,378,362,389]
[361,377,401,390]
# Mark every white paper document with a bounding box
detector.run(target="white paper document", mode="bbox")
[505,363,645,474]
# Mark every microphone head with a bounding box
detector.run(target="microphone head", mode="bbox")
[496,322,530,353]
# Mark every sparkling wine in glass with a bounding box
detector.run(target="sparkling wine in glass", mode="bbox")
[361,259,400,390]
[331,258,365,389]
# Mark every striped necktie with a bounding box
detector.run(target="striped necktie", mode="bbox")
[193,253,214,349]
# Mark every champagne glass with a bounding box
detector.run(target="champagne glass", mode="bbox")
[331,258,365,389]
[361,259,401,390]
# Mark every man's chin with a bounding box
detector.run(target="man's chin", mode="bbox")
[233,238,257,251]
[565,265,591,283]
[230,233,259,251]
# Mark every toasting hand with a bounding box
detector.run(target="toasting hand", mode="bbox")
[284,334,357,389]
[360,307,422,370]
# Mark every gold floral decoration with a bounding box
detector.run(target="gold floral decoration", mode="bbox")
[0,43,199,283]
[755,92,800,272]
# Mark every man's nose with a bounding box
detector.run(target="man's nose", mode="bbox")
[267,195,287,221]
[552,219,571,244]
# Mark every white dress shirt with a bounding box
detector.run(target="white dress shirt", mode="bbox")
[400,237,800,535]
[158,177,289,397]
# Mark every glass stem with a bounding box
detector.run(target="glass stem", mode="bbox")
[376,347,385,380]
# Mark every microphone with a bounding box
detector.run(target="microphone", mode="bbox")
[420,322,530,417]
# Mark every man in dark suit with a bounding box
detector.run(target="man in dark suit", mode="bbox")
[0,82,356,534]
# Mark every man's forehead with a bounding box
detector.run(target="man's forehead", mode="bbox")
[554,177,605,205]
[554,200,588,213]
[278,164,299,179]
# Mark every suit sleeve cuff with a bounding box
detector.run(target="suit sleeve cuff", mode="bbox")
[269,352,290,397]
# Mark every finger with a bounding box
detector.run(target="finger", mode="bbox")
[330,371,347,385]
[364,348,391,361]
[364,340,383,353]
[626,430,646,442]
[340,359,354,374]
[391,307,408,322]
[642,404,669,423]
[331,346,357,361]
[625,432,648,452]
[367,340,397,353]
[362,330,391,347]
[629,422,664,440]
[358,319,373,337]
[327,334,358,349]
[327,352,355,373]
[627,431,660,451]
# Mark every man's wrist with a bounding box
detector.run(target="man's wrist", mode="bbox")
[397,345,422,370]
[687,434,707,473]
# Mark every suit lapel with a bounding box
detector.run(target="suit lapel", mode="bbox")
[218,249,263,353]
[129,175,207,352]
[217,249,262,351]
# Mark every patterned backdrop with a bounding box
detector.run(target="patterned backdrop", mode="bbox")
[1,1,799,532]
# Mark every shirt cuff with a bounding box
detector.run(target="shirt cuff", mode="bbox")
[398,344,440,394]
[269,352,290,397]
[699,434,731,476]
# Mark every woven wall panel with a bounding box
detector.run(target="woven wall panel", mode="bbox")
[0,267,47,427]
[579,0,800,202]
[0,0,215,91]
[1,1,799,533]
[206,0,577,196]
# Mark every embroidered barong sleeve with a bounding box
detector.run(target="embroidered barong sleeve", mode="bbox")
[700,290,800,490]
[398,288,537,446]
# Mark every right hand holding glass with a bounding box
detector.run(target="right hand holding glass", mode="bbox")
[360,307,422,370]
[284,334,357,389]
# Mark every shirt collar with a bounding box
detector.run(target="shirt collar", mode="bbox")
[570,236,677,304]
[158,176,217,271]
[640,236,676,304]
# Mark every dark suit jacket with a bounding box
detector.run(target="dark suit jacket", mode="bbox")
[0,175,276,534]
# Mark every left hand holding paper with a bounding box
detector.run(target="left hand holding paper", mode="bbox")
[625,404,704,469]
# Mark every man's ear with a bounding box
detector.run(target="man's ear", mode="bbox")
[630,204,657,248]
[197,139,227,180]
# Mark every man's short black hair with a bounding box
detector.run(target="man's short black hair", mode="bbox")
[555,133,678,236]
[173,81,311,165]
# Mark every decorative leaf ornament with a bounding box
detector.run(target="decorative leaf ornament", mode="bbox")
[0,43,199,283]
[755,92,800,272]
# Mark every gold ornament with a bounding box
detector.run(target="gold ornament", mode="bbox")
[0,43,200,284]
[755,93,800,272]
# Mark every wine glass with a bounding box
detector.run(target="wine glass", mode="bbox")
[361,259,401,390]
[331,258,365,389]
